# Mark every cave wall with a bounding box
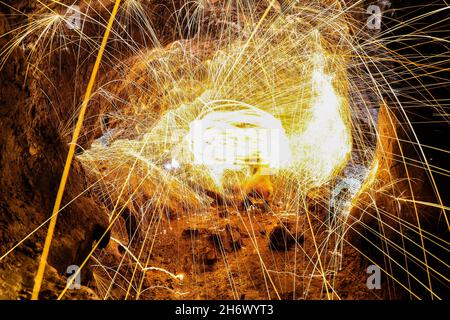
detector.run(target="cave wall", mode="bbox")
[0,0,196,299]
[348,0,449,299]
[0,1,113,299]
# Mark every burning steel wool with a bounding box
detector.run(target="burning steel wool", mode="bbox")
[79,25,358,214]
[0,0,448,301]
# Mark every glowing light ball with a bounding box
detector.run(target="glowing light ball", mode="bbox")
[188,105,292,180]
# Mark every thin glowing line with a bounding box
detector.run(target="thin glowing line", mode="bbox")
[110,237,183,281]
[31,0,123,300]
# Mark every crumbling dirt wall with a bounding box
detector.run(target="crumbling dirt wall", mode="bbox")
[0,1,110,299]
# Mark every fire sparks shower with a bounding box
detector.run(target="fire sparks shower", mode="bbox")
[0,0,448,301]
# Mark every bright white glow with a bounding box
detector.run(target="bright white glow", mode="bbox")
[188,105,291,180]
[164,158,180,171]
[290,52,352,185]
